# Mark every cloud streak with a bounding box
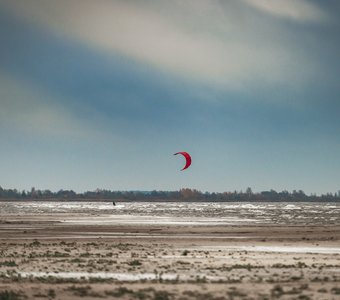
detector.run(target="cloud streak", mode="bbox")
[0,73,104,139]
[241,0,327,23]
[1,0,326,91]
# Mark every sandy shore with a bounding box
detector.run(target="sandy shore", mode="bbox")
[0,212,339,299]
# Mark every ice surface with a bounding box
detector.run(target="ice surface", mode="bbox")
[1,202,339,226]
[192,245,340,254]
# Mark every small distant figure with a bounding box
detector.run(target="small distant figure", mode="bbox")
[112,201,116,206]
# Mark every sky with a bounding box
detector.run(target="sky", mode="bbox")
[0,0,340,194]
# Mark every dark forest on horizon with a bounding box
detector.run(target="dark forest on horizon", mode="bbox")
[1,186,340,202]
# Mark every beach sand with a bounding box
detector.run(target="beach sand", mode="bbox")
[0,211,339,299]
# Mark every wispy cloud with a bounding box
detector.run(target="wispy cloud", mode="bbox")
[0,73,102,139]
[241,0,327,23]
[1,0,326,91]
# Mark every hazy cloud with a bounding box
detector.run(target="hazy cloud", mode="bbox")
[241,0,327,23]
[0,0,326,90]
[0,73,99,138]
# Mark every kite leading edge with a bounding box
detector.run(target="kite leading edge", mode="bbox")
[174,151,192,171]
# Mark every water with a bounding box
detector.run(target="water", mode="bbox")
[1,201,339,226]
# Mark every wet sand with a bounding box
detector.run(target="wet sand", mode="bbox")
[0,209,340,299]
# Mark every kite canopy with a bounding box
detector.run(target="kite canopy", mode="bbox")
[174,151,192,171]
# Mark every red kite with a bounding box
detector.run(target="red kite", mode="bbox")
[174,151,192,171]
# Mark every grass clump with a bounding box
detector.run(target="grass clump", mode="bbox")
[271,285,284,297]
[184,290,224,300]
[66,285,91,297]
[226,291,246,298]
[52,251,69,258]
[0,290,23,300]
[29,240,41,247]
[128,259,142,266]
[153,290,171,300]
[0,261,17,267]
[79,253,91,257]
[70,258,85,263]
[296,295,311,300]
[105,287,133,297]
[290,276,302,281]
[47,289,56,299]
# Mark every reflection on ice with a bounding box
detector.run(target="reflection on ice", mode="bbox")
[193,245,340,254]
[18,271,178,281]
[1,201,339,226]
[17,271,227,282]
[61,215,258,225]
[283,204,301,210]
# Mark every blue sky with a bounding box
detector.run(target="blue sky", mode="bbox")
[0,0,339,194]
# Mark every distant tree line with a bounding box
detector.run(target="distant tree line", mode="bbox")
[1,186,340,202]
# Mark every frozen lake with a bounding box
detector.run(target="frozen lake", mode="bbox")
[1,201,340,226]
